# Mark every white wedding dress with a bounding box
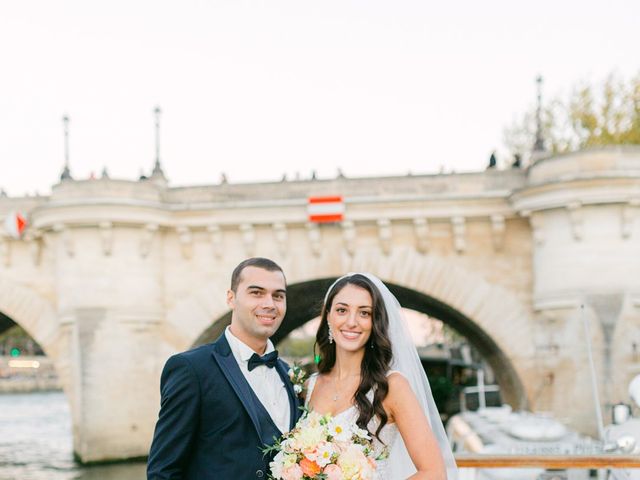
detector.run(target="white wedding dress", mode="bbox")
[305,373,399,479]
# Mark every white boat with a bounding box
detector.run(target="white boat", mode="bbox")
[448,404,599,480]
[449,375,640,480]
[598,375,640,479]
[448,305,640,480]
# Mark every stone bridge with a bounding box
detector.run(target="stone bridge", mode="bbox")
[0,146,639,462]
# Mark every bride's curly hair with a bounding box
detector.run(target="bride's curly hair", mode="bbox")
[315,274,393,441]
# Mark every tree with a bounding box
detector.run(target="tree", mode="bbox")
[503,73,640,163]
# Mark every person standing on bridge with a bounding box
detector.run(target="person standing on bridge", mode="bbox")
[147,257,301,480]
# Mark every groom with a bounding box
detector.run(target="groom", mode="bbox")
[147,257,301,479]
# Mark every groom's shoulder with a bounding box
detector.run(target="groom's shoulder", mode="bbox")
[171,340,218,365]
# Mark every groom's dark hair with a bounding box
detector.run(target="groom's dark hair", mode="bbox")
[230,257,286,292]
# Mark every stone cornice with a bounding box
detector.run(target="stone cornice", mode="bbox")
[528,145,640,183]
[166,190,513,211]
[511,176,640,213]
[28,190,518,232]
[29,203,170,231]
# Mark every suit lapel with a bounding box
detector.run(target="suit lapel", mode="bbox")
[211,336,263,440]
[275,360,301,430]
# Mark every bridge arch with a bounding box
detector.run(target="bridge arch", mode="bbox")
[179,252,534,409]
[0,275,60,358]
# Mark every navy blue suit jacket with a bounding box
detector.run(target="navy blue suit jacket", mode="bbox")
[147,334,301,480]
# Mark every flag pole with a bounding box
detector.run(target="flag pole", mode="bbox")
[582,303,605,440]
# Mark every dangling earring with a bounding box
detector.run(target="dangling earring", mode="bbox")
[328,325,334,344]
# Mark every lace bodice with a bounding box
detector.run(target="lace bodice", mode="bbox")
[305,373,399,479]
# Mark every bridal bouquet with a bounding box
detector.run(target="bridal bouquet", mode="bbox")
[264,411,379,480]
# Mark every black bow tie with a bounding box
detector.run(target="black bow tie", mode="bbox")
[247,350,279,371]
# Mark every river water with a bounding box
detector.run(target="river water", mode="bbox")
[0,392,146,480]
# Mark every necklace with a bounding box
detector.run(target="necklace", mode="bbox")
[332,375,340,402]
[331,373,360,402]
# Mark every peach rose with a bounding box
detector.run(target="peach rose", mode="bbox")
[281,464,304,480]
[323,463,343,480]
[300,457,322,477]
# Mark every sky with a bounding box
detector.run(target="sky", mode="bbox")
[0,0,639,196]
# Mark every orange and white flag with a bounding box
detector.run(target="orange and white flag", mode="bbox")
[307,196,344,223]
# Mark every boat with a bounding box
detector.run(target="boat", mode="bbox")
[599,375,640,479]
[447,374,601,480]
[448,404,601,480]
[448,375,640,480]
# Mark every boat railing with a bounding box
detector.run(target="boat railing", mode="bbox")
[459,385,500,412]
[455,453,640,469]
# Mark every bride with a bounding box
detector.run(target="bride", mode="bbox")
[305,273,457,480]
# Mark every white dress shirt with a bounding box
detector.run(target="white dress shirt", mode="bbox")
[225,327,291,434]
